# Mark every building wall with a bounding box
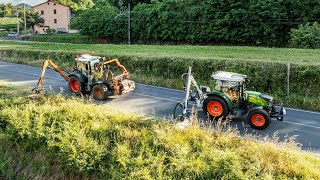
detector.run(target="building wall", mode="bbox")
[33,1,74,34]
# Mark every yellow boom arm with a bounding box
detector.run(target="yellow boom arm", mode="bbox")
[32,60,69,93]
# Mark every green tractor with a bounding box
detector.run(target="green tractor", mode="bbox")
[175,67,285,130]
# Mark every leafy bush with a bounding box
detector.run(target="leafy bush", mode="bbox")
[0,85,320,179]
[0,31,9,37]
[290,22,320,49]
[44,29,56,35]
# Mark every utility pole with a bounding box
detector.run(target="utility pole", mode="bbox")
[128,1,131,45]
[24,3,26,31]
[16,6,19,34]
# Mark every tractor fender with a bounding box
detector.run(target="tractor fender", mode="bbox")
[206,92,233,111]
[245,106,264,118]
[68,71,86,83]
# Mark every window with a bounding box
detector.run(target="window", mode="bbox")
[54,19,57,24]
[54,9,56,14]
[41,10,44,15]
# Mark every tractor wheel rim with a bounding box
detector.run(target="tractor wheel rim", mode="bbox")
[207,101,223,117]
[251,114,266,127]
[95,88,102,97]
[70,79,80,92]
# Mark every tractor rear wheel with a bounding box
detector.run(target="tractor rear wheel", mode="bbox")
[247,109,270,130]
[203,96,229,120]
[92,84,109,100]
[68,76,84,95]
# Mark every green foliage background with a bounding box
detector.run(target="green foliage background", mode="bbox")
[72,0,320,46]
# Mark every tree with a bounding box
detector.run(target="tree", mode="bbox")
[3,3,14,17]
[25,10,44,34]
[56,0,94,11]
[0,3,5,17]
[104,0,151,10]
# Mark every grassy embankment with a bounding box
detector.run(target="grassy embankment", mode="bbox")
[0,83,320,179]
[0,41,320,111]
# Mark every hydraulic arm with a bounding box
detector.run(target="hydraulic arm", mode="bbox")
[174,67,207,120]
[31,60,69,94]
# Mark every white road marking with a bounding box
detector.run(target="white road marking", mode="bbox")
[133,92,180,103]
[283,121,320,129]
[136,83,184,92]
[4,68,66,82]
[284,107,320,115]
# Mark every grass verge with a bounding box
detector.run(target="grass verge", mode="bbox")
[0,83,320,179]
[1,40,320,64]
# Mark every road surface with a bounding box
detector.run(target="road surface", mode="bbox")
[1,60,320,156]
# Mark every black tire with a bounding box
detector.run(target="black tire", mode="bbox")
[68,75,85,95]
[247,109,270,130]
[92,84,109,100]
[203,96,229,120]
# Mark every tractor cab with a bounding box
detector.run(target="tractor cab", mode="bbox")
[75,54,102,77]
[211,71,247,104]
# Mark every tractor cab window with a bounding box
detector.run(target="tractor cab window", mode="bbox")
[215,80,239,102]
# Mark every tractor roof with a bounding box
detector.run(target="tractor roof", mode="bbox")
[211,71,247,82]
[76,54,101,62]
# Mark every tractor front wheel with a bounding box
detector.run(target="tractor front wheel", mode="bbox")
[92,84,109,100]
[68,76,84,95]
[203,96,229,120]
[247,109,270,130]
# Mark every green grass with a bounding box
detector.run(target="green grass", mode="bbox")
[0,83,320,179]
[0,18,17,25]
[1,40,320,65]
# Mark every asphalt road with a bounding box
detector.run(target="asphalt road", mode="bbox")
[1,60,320,155]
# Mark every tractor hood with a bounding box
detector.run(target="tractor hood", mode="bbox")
[245,91,273,106]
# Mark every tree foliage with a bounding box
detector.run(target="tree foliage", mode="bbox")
[0,3,14,17]
[71,1,126,40]
[72,0,320,46]
[25,10,44,33]
[56,0,94,11]
[290,22,320,49]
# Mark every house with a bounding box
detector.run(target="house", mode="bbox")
[32,0,77,34]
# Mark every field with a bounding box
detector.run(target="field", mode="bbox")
[1,41,320,65]
[0,83,320,179]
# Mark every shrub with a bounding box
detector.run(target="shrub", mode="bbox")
[290,22,320,49]
[44,29,56,35]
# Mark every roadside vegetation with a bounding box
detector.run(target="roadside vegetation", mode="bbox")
[0,83,319,179]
